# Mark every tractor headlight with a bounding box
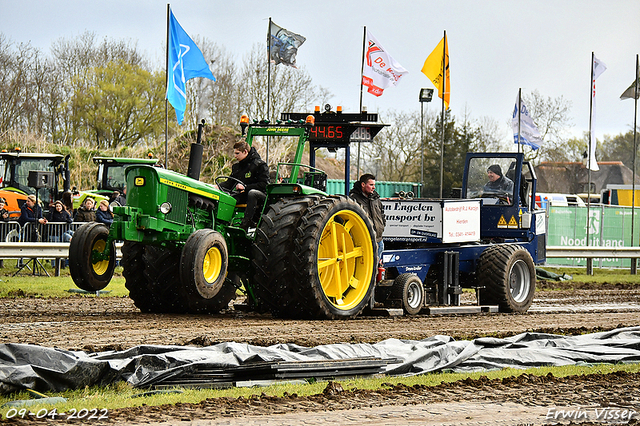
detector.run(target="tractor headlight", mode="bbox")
[159,202,172,214]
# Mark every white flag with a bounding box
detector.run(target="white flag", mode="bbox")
[362,30,408,97]
[268,21,306,68]
[512,94,543,150]
[589,55,607,171]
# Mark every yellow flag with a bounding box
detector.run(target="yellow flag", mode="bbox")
[421,35,450,109]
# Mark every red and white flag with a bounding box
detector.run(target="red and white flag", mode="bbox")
[362,30,408,97]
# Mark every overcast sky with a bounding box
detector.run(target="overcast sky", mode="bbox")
[1,0,638,146]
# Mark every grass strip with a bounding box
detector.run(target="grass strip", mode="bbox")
[1,362,639,418]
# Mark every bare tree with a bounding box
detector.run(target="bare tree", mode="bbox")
[475,115,510,152]
[521,89,574,162]
[50,32,147,144]
[360,110,423,182]
[0,35,41,134]
[182,37,241,129]
[237,44,330,122]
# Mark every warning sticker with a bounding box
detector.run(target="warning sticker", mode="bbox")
[497,215,508,228]
[508,216,518,228]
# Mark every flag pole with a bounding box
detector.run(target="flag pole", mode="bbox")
[632,54,639,250]
[628,54,639,273]
[357,26,366,180]
[164,3,170,168]
[266,17,272,164]
[586,52,595,260]
[439,30,446,198]
[517,88,522,154]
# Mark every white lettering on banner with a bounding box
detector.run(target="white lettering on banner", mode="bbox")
[559,236,623,247]
[384,202,434,213]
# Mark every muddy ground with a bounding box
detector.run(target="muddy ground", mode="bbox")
[1,281,640,424]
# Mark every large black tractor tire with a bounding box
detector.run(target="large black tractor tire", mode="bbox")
[477,244,536,313]
[122,242,236,314]
[122,242,166,313]
[138,244,237,314]
[69,222,115,292]
[391,273,424,315]
[251,196,319,315]
[140,245,186,313]
[289,196,378,319]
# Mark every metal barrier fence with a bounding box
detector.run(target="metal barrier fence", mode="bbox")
[0,221,85,243]
[0,221,90,277]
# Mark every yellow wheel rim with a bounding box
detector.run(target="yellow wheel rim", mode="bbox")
[317,209,375,310]
[91,239,110,276]
[203,246,222,283]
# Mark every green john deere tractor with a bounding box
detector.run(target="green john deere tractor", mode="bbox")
[69,116,378,319]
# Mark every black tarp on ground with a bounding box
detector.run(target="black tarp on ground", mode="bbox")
[2,327,640,394]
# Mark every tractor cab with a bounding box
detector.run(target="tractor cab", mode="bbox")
[94,156,158,193]
[462,152,541,245]
[0,151,70,216]
[73,156,159,210]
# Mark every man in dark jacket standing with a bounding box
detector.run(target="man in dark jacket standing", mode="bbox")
[349,173,386,263]
[218,141,269,230]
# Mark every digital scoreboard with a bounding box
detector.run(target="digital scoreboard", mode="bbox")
[308,124,351,144]
[281,107,386,147]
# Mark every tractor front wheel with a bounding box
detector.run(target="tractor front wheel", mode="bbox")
[180,230,228,299]
[69,222,115,292]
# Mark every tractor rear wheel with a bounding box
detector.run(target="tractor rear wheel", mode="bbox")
[392,273,424,315]
[140,245,185,313]
[134,243,236,314]
[291,196,377,319]
[477,244,535,313]
[69,222,115,292]
[122,242,175,313]
[251,196,319,315]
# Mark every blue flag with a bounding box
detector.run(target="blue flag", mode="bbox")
[166,9,215,125]
[512,93,543,150]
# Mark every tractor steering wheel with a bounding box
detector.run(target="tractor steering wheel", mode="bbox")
[215,176,245,195]
[480,192,511,205]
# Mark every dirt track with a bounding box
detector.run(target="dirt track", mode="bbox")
[2,283,640,352]
[1,281,640,425]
